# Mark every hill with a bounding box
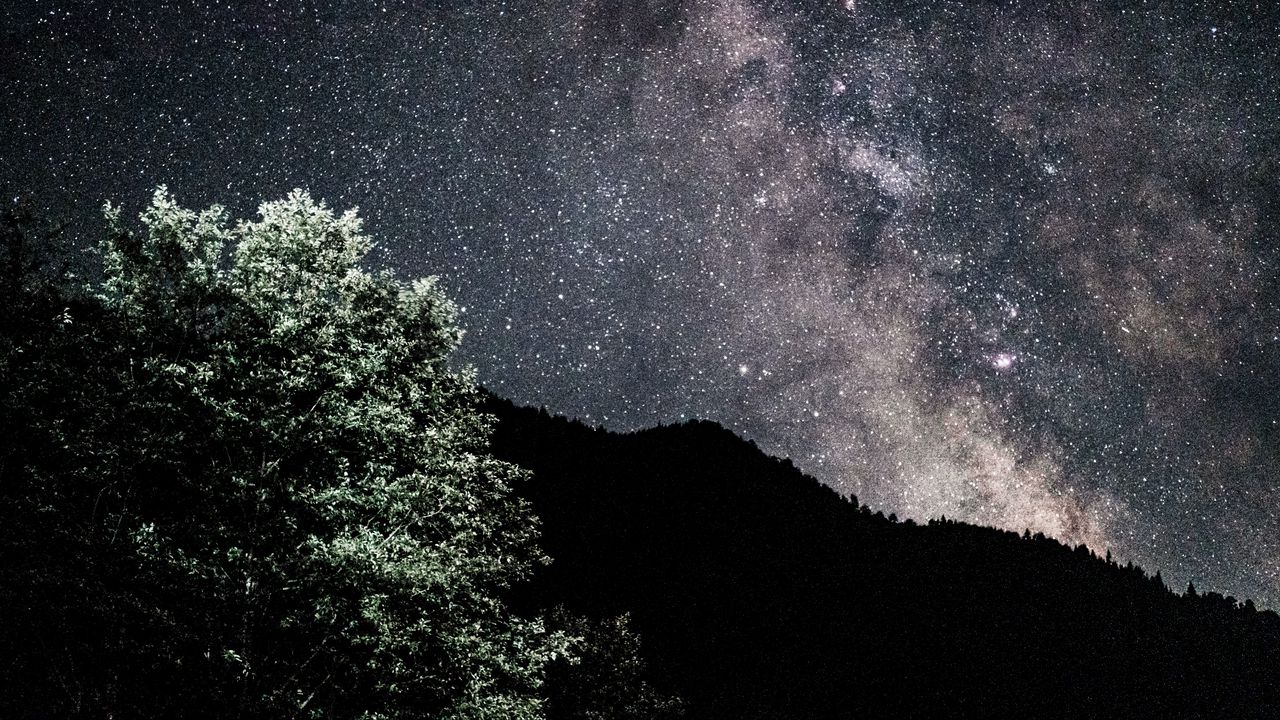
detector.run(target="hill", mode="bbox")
[485,397,1280,719]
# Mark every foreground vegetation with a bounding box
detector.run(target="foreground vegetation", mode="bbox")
[0,191,673,719]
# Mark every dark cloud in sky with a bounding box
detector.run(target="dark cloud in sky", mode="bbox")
[3,0,1279,604]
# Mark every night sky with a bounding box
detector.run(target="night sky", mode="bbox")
[4,0,1280,606]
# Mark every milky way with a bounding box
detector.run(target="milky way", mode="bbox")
[3,0,1279,605]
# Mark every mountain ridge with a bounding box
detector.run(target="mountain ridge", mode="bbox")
[483,395,1280,719]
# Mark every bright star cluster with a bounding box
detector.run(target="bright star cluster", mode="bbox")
[2,0,1278,605]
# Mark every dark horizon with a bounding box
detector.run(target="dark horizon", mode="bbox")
[486,394,1280,719]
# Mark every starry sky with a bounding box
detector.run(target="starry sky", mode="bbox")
[4,0,1280,605]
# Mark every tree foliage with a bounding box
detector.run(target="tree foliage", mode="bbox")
[544,608,684,720]
[1,189,566,718]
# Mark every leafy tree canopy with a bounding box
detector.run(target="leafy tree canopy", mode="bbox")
[1,189,566,718]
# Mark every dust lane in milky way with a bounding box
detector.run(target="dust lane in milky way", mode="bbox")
[2,0,1279,605]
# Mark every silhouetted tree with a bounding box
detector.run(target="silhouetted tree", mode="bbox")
[544,608,683,720]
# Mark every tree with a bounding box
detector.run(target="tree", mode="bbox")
[1,189,566,718]
[543,608,684,720]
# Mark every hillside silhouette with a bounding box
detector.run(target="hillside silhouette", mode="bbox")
[484,397,1280,720]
